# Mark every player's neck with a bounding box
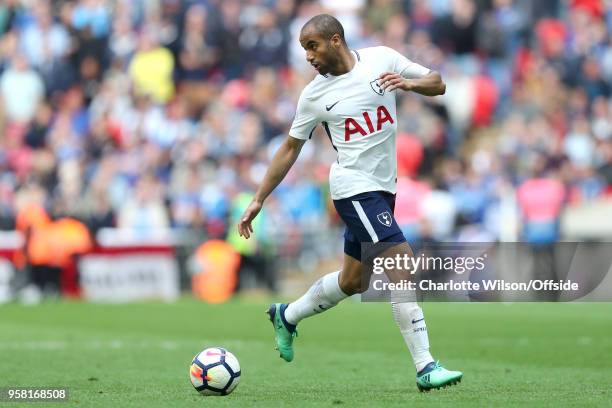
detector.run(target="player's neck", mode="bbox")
[329,48,356,76]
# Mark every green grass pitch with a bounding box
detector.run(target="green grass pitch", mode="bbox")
[0,299,611,407]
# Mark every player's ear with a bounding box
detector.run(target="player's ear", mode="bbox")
[330,33,342,49]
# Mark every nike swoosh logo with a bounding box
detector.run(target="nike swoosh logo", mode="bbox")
[412,318,424,324]
[325,100,341,111]
[313,304,328,313]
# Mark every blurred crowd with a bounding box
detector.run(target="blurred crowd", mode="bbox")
[1,0,612,262]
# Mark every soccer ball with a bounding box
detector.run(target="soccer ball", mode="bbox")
[189,347,241,396]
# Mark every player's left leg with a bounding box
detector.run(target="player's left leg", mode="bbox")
[267,268,348,362]
[266,193,378,362]
[267,254,365,362]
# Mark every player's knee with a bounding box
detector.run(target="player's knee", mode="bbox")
[338,272,364,295]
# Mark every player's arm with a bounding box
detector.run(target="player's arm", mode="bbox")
[378,70,446,96]
[238,136,306,239]
[377,47,445,96]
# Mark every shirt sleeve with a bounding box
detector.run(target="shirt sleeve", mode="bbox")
[288,90,319,141]
[384,46,431,79]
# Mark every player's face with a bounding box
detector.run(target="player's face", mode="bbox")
[299,30,342,75]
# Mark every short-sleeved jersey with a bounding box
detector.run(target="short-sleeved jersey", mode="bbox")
[289,46,430,200]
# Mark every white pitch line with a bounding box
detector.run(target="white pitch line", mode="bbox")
[0,339,267,350]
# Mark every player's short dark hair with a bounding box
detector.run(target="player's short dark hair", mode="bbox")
[301,14,346,43]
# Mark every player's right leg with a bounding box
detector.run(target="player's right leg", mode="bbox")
[267,253,363,362]
[378,240,463,390]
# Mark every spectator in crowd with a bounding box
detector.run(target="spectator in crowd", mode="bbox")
[129,29,175,104]
[239,8,288,72]
[178,4,219,82]
[117,174,170,235]
[0,53,44,123]
[71,0,111,39]
[517,164,566,244]
[19,1,70,69]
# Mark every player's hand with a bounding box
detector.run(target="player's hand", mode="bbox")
[378,72,412,92]
[238,199,263,239]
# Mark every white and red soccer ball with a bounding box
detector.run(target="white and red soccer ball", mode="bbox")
[189,347,241,396]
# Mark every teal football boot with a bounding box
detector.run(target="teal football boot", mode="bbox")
[416,361,463,392]
[267,303,297,362]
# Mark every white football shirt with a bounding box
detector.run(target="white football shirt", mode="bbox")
[289,46,431,200]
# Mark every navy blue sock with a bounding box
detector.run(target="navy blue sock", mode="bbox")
[279,304,297,333]
[417,361,436,376]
